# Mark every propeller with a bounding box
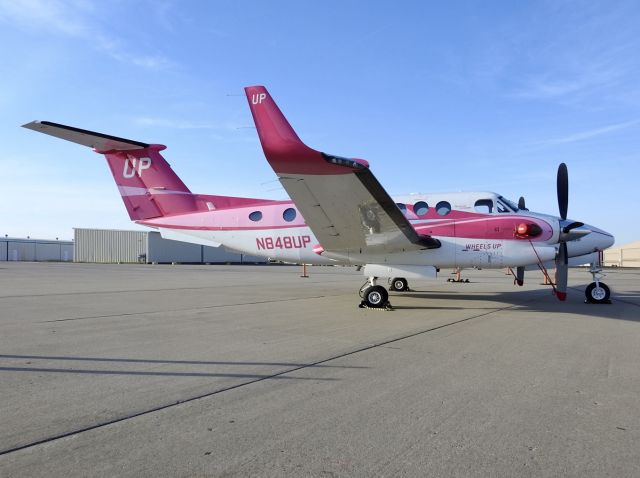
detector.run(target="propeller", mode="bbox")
[555,163,569,300]
[557,163,568,220]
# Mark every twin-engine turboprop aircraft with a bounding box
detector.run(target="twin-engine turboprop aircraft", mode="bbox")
[23,86,614,308]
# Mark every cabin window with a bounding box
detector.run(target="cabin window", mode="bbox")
[413,201,429,216]
[436,201,452,216]
[474,199,493,214]
[249,211,263,222]
[283,207,297,222]
[396,203,407,213]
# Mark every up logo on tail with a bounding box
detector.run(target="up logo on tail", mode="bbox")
[123,155,151,178]
[251,93,267,105]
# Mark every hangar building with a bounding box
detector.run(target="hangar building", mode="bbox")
[0,237,74,262]
[73,228,266,264]
[603,240,640,268]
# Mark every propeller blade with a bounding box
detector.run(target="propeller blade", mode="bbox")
[555,242,568,301]
[562,221,584,233]
[518,196,526,210]
[557,163,568,220]
[516,266,524,286]
[560,228,592,242]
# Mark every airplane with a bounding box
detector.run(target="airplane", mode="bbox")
[22,85,615,308]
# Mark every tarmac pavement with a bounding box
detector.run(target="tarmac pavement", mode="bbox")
[0,262,638,477]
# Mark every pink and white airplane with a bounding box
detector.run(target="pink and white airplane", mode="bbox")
[23,85,614,308]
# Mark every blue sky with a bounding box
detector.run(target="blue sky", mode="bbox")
[1,0,638,245]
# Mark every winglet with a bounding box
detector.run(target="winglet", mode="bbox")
[244,86,304,152]
[244,85,367,175]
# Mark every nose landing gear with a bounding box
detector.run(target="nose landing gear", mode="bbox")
[585,262,611,304]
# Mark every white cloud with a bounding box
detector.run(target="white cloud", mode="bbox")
[510,64,624,101]
[0,0,174,70]
[129,117,258,144]
[538,120,639,145]
[0,0,89,36]
[132,117,220,130]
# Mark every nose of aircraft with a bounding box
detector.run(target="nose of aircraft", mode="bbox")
[586,224,615,250]
[581,224,615,252]
[562,221,614,258]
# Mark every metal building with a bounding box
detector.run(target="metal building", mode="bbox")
[74,229,146,263]
[73,228,266,264]
[603,240,640,268]
[0,237,73,262]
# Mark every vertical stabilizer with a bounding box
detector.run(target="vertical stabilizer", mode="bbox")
[102,145,198,220]
[22,121,198,220]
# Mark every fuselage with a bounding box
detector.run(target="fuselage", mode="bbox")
[140,191,614,268]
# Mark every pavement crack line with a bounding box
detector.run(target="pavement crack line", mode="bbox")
[0,279,350,300]
[0,300,526,457]
[40,294,347,323]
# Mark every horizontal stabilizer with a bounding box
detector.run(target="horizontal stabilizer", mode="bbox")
[158,228,221,248]
[22,121,149,151]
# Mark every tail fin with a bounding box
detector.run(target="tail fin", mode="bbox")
[244,86,368,175]
[22,121,198,220]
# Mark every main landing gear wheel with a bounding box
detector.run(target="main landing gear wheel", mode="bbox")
[361,285,389,308]
[389,277,409,292]
[585,282,610,304]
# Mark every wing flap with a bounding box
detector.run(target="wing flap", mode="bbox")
[281,169,438,253]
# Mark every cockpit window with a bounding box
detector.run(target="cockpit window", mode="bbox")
[497,196,519,212]
[474,199,493,214]
[496,201,510,213]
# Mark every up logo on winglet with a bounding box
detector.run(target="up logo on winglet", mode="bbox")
[123,155,151,178]
[251,93,267,105]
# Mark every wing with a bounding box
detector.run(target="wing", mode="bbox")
[245,86,440,255]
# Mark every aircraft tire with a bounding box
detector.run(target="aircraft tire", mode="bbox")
[363,285,389,308]
[390,277,409,292]
[585,282,610,303]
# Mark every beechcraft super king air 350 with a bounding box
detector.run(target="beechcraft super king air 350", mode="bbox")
[23,85,615,308]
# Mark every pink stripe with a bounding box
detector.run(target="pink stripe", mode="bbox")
[137,222,305,231]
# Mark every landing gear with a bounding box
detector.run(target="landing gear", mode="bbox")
[585,262,611,304]
[359,277,391,309]
[389,277,409,291]
[585,282,610,303]
[362,285,389,307]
